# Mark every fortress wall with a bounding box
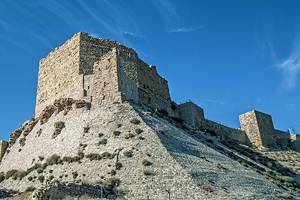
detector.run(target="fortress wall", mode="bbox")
[118,53,139,103]
[0,140,8,162]
[35,34,83,116]
[273,129,290,148]
[203,119,248,144]
[92,49,122,105]
[178,102,205,127]
[136,64,171,113]
[118,50,172,113]
[292,141,300,151]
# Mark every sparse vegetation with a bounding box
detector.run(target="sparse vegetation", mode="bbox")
[115,162,123,170]
[5,170,27,180]
[38,175,45,183]
[85,153,102,161]
[99,138,108,145]
[37,168,44,174]
[113,131,121,136]
[125,133,135,139]
[123,150,133,158]
[143,170,155,176]
[36,129,43,137]
[130,118,141,125]
[19,138,26,147]
[52,121,65,139]
[72,172,78,179]
[142,160,153,166]
[0,172,5,182]
[48,175,54,181]
[83,126,90,133]
[135,128,143,134]
[25,186,35,192]
[85,152,115,161]
[98,133,104,137]
[138,136,145,140]
[46,154,62,165]
[102,152,114,159]
[110,170,116,176]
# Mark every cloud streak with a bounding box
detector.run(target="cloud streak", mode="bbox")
[168,26,204,33]
[278,44,300,90]
[122,31,144,38]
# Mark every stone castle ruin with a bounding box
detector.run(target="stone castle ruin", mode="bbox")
[1,32,300,199]
[1,32,299,157]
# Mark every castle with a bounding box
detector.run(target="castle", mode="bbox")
[1,32,299,156]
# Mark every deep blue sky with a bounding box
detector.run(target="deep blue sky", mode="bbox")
[0,0,299,140]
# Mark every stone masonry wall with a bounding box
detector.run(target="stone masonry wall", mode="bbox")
[79,33,137,75]
[178,102,205,128]
[137,64,171,113]
[91,49,122,105]
[273,130,291,148]
[0,140,8,162]
[202,120,249,144]
[239,111,263,147]
[36,32,172,118]
[118,50,172,113]
[254,111,276,147]
[35,33,83,116]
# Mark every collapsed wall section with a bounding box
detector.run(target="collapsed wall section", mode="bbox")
[178,102,205,127]
[35,33,83,116]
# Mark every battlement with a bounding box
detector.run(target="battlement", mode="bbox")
[35,32,299,151]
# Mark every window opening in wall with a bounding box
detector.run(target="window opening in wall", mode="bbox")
[83,90,87,97]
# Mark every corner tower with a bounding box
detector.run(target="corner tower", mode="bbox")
[239,110,276,148]
[35,32,172,117]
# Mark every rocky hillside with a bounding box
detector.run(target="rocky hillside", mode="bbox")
[0,99,298,199]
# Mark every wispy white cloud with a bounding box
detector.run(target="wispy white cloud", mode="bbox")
[168,26,204,33]
[263,37,300,90]
[278,45,300,90]
[122,31,144,38]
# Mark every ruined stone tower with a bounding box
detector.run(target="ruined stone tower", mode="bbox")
[35,32,172,117]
